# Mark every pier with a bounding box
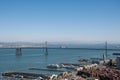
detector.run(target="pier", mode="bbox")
[29,68,65,72]
[2,72,51,79]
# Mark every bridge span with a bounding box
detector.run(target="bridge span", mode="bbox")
[0,47,120,55]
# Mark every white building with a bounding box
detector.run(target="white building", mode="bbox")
[117,56,120,69]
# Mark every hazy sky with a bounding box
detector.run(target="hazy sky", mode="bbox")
[0,0,120,42]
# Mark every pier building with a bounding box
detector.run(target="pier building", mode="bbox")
[117,56,120,69]
[113,53,120,69]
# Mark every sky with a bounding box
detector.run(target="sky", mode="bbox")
[0,0,120,42]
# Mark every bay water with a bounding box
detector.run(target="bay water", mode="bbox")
[0,44,119,75]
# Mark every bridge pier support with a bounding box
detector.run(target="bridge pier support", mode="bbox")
[45,41,48,55]
[45,47,48,55]
[16,48,22,55]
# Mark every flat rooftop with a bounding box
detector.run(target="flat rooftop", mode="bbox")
[113,53,120,55]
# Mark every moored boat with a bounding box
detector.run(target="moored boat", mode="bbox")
[46,64,60,69]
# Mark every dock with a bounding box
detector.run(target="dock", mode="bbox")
[2,72,51,79]
[29,68,65,72]
[60,63,80,66]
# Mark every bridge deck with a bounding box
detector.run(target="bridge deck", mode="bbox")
[0,47,120,51]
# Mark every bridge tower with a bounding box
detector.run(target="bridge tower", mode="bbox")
[16,48,22,55]
[105,41,108,59]
[45,41,48,55]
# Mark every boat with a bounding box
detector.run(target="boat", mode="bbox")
[78,59,90,62]
[46,64,60,69]
[64,65,76,70]
[60,46,67,48]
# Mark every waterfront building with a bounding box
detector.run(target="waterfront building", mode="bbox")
[117,56,120,69]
